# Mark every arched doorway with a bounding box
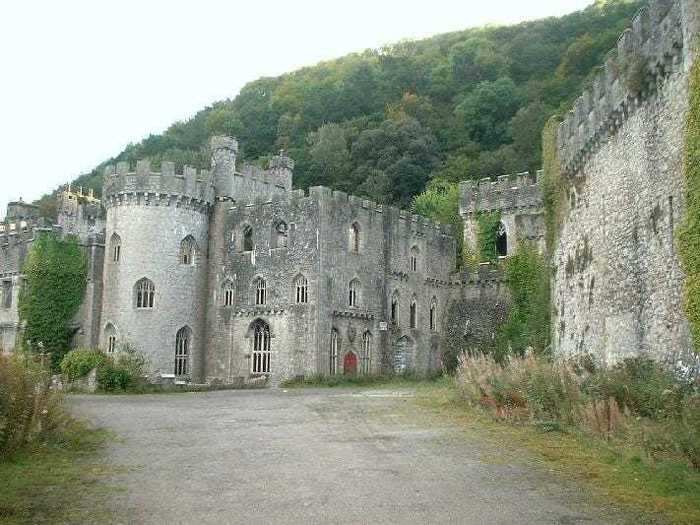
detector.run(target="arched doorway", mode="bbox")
[251,319,271,374]
[343,351,358,375]
[496,222,508,257]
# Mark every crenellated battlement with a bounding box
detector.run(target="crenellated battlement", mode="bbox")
[557,0,695,175]
[459,171,543,217]
[102,159,216,210]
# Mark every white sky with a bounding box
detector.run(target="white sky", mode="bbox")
[0,0,593,219]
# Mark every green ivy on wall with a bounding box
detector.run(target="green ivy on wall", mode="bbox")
[679,59,700,352]
[476,211,501,263]
[19,233,87,369]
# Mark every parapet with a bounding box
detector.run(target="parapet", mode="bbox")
[459,171,543,216]
[102,160,215,210]
[557,0,693,175]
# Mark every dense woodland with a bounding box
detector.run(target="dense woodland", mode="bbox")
[38,0,642,218]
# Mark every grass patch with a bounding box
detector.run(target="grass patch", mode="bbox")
[281,373,442,389]
[413,378,700,525]
[0,421,114,525]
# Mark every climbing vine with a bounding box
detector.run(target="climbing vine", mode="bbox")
[495,242,551,361]
[476,211,501,263]
[542,115,566,255]
[19,233,87,369]
[679,60,700,352]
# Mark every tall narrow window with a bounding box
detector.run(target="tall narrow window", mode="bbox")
[496,222,508,257]
[223,280,234,307]
[348,279,359,307]
[135,278,155,309]
[272,221,288,248]
[361,332,372,375]
[410,297,417,329]
[349,222,360,253]
[111,233,121,263]
[255,278,267,305]
[294,274,308,304]
[104,323,117,354]
[252,320,271,374]
[180,235,197,265]
[175,326,191,377]
[391,291,400,326]
[429,298,437,331]
[410,246,419,272]
[330,329,339,376]
[2,281,12,309]
[243,225,254,252]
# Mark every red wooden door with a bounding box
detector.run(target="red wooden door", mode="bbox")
[343,352,358,375]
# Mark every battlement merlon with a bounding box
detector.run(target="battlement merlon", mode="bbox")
[557,0,698,176]
[459,171,543,217]
[102,160,216,208]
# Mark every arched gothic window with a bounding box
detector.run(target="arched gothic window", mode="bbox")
[361,332,372,375]
[104,323,117,354]
[496,222,508,257]
[410,246,419,272]
[410,297,417,329]
[349,222,360,253]
[254,278,267,305]
[348,279,360,307]
[330,329,339,376]
[251,319,271,374]
[294,274,308,304]
[175,326,191,377]
[391,291,400,326]
[429,298,437,331]
[272,221,288,249]
[111,233,121,263]
[135,278,155,309]
[243,225,254,252]
[180,235,198,265]
[222,280,234,307]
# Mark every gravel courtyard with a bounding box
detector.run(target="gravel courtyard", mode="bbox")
[69,388,628,524]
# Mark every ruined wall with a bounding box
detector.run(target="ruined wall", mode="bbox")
[553,0,699,366]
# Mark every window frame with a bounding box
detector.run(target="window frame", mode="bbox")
[175,326,191,377]
[135,278,155,309]
[251,320,271,375]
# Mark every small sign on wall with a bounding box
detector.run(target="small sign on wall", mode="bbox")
[379,322,388,331]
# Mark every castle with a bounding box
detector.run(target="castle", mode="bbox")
[1,0,698,381]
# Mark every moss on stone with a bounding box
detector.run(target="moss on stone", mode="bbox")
[679,59,700,352]
[476,211,501,262]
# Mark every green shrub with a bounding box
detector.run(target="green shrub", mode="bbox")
[0,354,68,457]
[60,349,107,382]
[97,345,147,392]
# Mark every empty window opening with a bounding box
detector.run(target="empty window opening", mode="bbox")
[223,281,234,307]
[272,221,288,248]
[330,329,339,376]
[496,222,508,257]
[410,298,417,329]
[410,246,419,272]
[175,326,191,377]
[104,323,117,354]
[429,298,437,331]
[294,275,308,304]
[361,332,372,375]
[2,281,12,309]
[255,278,267,305]
[348,279,359,307]
[111,233,121,263]
[135,278,155,309]
[349,222,360,253]
[243,225,254,252]
[180,235,197,265]
[252,320,271,374]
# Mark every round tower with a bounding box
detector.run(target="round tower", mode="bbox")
[101,159,215,381]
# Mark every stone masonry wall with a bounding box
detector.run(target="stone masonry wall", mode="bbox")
[553,0,699,367]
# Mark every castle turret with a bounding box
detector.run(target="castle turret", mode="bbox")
[268,150,294,192]
[210,135,239,199]
[101,159,215,381]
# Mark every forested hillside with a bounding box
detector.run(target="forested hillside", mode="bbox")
[42,0,642,217]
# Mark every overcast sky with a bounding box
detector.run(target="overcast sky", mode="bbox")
[0,0,593,219]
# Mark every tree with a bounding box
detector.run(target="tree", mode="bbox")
[307,123,351,187]
[413,179,463,267]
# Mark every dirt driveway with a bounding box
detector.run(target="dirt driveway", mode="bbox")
[69,388,627,524]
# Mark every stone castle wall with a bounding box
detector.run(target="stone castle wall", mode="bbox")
[553,0,699,366]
